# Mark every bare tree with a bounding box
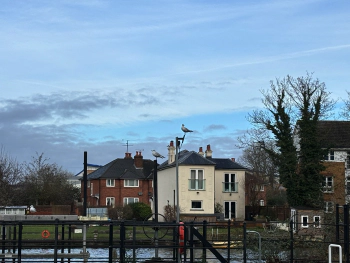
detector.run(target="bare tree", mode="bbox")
[341,90,350,120]
[20,153,80,205]
[0,146,23,205]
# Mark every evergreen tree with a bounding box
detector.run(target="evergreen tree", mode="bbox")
[248,74,335,208]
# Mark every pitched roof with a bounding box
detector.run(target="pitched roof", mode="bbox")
[158,150,216,170]
[317,121,350,149]
[86,158,154,180]
[211,158,247,170]
[157,150,247,171]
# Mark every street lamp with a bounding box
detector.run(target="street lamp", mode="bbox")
[175,136,184,223]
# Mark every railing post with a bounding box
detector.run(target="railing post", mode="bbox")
[344,205,349,263]
[172,220,176,261]
[120,221,126,262]
[54,218,59,263]
[290,219,294,263]
[189,221,193,262]
[61,224,65,263]
[18,222,22,263]
[68,224,71,263]
[243,221,247,263]
[227,219,231,262]
[108,221,113,263]
[336,204,340,243]
[203,220,207,261]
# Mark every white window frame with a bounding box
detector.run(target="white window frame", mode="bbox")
[123,197,139,205]
[106,179,115,187]
[189,169,205,190]
[259,199,265,206]
[223,173,237,192]
[301,215,308,228]
[106,197,115,207]
[324,150,334,161]
[91,183,94,196]
[313,216,321,228]
[191,200,203,210]
[323,176,334,193]
[324,201,334,213]
[124,179,139,187]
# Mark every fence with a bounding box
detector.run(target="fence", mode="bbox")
[0,216,348,262]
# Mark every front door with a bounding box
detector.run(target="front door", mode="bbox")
[224,201,236,220]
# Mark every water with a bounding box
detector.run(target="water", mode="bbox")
[1,247,245,262]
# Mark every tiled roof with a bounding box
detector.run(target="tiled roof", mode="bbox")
[86,158,154,180]
[157,151,247,170]
[158,150,216,170]
[317,121,350,148]
[211,158,247,170]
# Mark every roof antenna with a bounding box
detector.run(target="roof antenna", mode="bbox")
[122,140,133,153]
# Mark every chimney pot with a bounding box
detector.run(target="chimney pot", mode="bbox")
[231,158,235,162]
[170,141,174,147]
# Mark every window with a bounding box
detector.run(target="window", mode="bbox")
[106,179,115,187]
[259,199,265,206]
[301,215,308,228]
[189,170,205,190]
[87,181,91,188]
[106,197,115,207]
[347,180,350,195]
[124,179,139,187]
[255,185,264,191]
[223,173,237,192]
[324,150,334,161]
[313,216,321,228]
[123,197,139,205]
[91,183,94,196]
[324,201,334,213]
[323,176,333,193]
[347,152,350,169]
[191,200,203,210]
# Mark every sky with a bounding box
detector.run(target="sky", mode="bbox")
[0,0,350,173]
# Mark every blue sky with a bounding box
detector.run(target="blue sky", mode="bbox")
[0,0,349,172]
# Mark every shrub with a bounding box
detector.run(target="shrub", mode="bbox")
[128,202,152,221]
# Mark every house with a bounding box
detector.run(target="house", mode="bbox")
[290,206,323,235]
[290,121,349,232]
[157,142,246,222]
[81,151,154,208]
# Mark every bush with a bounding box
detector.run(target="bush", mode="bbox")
[128,202,152,221]
[108,205,133,220]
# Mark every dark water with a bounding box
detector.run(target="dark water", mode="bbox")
[2,247,245,262]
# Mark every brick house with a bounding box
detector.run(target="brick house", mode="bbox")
[317,121,350,208]
[81,152,154,208]
[290,121,349,233]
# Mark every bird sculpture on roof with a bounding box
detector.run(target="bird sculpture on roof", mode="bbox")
[151,150,165,159]
[181,124,193,133]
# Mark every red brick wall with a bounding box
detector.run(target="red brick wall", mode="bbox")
[82,178,153,207]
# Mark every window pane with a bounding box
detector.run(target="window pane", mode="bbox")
[198,170,203,180]
[191,170,196,179]
[192,201,202,209]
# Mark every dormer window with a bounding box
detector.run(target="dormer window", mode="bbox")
[324,150,334,161]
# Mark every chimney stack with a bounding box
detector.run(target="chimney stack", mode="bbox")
[198,147,204,156]
[205,144,212,158]
[124,152,132,159]
[134,151,143,168]
[168,140,175,164]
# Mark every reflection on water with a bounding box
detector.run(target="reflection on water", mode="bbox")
[0,247,246,262]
